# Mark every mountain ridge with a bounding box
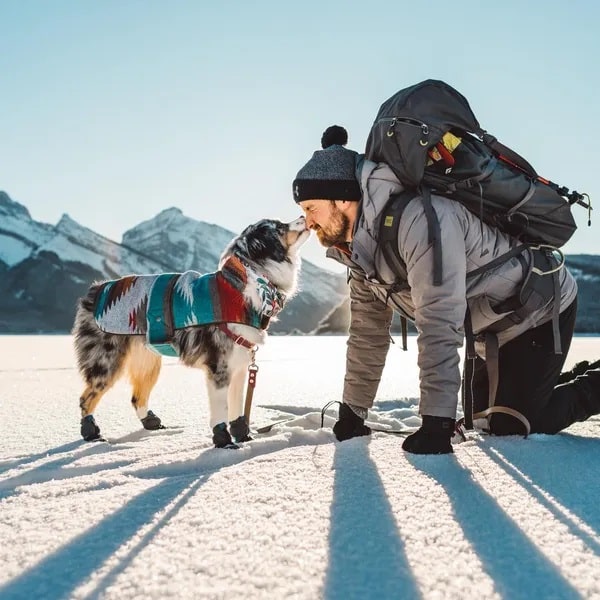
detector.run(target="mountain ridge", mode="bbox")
[0,192,347,333]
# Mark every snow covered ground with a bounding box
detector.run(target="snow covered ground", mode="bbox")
[1,335,599,600]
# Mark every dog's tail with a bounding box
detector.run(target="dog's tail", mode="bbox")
[71,282,104,337]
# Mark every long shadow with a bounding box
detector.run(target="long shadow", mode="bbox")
[255,404,319,416]
[0,441,85,476]
[324,440,420,600]
[0,437,328,599]
[484,434,600,552]
[78,477,204,599]
[0,473,208,600]
[0,443,128,502]
[408,455,581,600]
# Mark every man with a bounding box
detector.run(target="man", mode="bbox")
[293,125,599,454]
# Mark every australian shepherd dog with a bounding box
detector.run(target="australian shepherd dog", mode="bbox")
[72,217,309,448]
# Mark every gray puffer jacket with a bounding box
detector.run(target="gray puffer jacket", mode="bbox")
[326,159,577,419]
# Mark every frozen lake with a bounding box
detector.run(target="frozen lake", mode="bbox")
[0,335,599,599]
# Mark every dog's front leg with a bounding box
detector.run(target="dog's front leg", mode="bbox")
[206,375,237,449]
[228,365,252,444]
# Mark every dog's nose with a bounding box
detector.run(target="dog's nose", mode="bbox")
[289,216,307,231]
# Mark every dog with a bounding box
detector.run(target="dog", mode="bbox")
[72,216,309,448]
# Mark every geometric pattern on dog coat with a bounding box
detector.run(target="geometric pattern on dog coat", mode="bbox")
[93,255,285,355]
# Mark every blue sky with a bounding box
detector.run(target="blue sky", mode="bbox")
[1,0,598,271]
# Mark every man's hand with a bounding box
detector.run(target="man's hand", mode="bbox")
[333,402,372,442]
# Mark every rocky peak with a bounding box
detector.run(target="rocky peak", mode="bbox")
[0,191,31,220]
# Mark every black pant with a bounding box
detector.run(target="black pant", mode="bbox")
[468,298,599,434]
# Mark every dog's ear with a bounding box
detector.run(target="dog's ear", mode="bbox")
[237,220,288,265]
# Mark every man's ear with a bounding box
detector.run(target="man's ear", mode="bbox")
[335,200,357,213]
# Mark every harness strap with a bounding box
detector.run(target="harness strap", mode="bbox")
[551,253,562,355]
[462,306,477,430]
[462,310,530,437]
[466,243,528,279]
[485,332,500,412]
[146,273,180,357]
[473,406,531,437]
[217,323,258,350]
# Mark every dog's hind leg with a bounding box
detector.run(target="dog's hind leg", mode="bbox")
[75,330,130,441]
[127,340,164,430]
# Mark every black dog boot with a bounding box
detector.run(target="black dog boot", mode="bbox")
[557,359,600,384]
[229,416,252,443]
[333,402,372,442]
[402,415,455,455]
[81,415,102,441]
[212,422,238,449]
[141,410,165,431]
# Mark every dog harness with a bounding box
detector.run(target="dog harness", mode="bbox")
[93,256,286,356]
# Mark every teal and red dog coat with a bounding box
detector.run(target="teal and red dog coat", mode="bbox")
[93,256,285,356]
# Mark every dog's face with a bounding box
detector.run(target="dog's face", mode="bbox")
[220,217,310,292]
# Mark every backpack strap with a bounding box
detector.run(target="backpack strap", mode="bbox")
[420,186,443,286]
[379,190,414,282]
[379,187,444,286]
[479,130,538,177]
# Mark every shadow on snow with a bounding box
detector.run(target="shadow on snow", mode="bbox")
[324,440,420,599]
[408,454,582,600]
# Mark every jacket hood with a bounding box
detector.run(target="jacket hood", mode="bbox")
[351,160,405,278]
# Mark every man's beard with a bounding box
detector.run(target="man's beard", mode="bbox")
[314,206,350,247]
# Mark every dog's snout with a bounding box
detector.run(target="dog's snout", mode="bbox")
[289,216,307,231]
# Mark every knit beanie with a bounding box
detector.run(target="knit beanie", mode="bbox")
[293,125,361,203]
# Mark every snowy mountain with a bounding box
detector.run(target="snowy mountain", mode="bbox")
[0,192,347,334]
[0,191,54,269]
[121,207,235,275]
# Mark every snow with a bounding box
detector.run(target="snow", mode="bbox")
[51,214,165,276]
[0,214,54,267]
[0,335,599,599]
[122,208,236,259]
[0,235,33,267]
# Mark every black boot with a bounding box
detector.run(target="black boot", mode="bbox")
[333,402,371,442]
[230,416,252,443]
[566,367,600,422]
[81,414,102,441]
[557,359,600,384]
[141,410,165,430]
[212,422,238,449]
[402,415,455,455]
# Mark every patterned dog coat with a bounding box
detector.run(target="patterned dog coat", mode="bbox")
[93,256,285,356]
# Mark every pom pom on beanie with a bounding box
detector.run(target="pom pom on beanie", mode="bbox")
[321,125,348,149]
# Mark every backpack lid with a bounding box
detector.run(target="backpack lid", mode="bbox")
[366,79,482,186]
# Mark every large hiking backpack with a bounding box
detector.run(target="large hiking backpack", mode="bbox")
[365,80,592,435]
[366,79,591,253]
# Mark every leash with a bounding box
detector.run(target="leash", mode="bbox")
[217,323,259,422]
[244,348,259,422]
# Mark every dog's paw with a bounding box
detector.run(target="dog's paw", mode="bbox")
[81,415,102,441]
[141,410,165,431]
[212,423,239,449]
[229,416,252,444]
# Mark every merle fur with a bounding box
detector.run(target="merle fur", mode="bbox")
[72,218,304,448]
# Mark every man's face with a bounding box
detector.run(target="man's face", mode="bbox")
[298,200,350,247]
